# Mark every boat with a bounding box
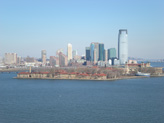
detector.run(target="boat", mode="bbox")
[136,72,150,77]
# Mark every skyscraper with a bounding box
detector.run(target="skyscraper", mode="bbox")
[108,48,116,59]
[118,29,128,65]
[104,49,108,62]
[90,43,95,61]
[99,43,104,61]
[41,50,47,64]
[94,43,99,62]
[85,47,90,61]
[67,43,72,61]
[59,52,68,67]
[90,42,99,62]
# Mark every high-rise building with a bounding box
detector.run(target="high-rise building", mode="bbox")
[108,48,116,59]
[90,42,99,62]
[59,52,68,67]
[104,49,108,62]
[118,29,128,64]
[94,43,99,62]
[99,43,104,61]
[72,50,78,59]
[85,47,90,61]
[90,43,95,61]
[94,49,98,64]
[41,50,47,64]
[50,56,59,67]
[5,53,17,65]
[67,43,72,61]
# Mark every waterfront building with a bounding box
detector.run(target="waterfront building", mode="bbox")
[41,50,47,64]
[118,29,128,65]
[99,43,104,61]
[50,56,59,67]
[59,52,68,67]
[85,47,90,61]
[67,43,72,61]
[72,50,78,59]
[108,48,116,59]
[5,53,17,65]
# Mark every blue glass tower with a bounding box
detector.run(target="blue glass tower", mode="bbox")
[99,43,104,61]
[118,29,128,65]
[90,43,95,61]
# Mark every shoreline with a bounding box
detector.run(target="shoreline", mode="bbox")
[14,76,151,81]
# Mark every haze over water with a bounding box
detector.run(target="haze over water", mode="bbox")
[0,63,164,123]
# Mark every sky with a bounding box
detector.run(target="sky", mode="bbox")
[0,0,164,59]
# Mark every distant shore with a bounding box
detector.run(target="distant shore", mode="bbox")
[15,75,150,81]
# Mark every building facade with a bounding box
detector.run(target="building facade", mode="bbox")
[5,53,17,65]
[90,43,95,61]
[85,47,90,61]
[50,56,59,67]
[67,43,72,61]
[59,52,68,67]
[118,29,128,65]
[104,49,108,62]
[41,50,47,64]
[99,43,104,61]
[108,48,116,59]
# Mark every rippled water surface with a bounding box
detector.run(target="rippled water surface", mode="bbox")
[0,73,164,123]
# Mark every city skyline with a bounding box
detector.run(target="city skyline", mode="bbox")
[0,0,164,59]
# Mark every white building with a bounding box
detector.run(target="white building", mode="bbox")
[41,50,47,64]
[5,53,17,65]
[67,43,72,61]
[118,29,128,65]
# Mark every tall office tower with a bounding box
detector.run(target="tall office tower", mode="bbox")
[67,43,72,61]
[90,43,95,61]
[94,49,98,64]
[104,49,108,62]
[94,43,99,61]
[85,47,90,61]
[41,50,47,64]
[108,48,116,59]
[5,53,17,65]
[118,29,128,64]
[59,52,68,67]
[50,56,59,67]
[90,42,99,62]
[72,50,78,59]
[99,43,104,61]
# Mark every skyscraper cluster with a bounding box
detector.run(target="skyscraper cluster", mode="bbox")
[85,43,117,65]
[1,29,128,68]
[85,29,128,65]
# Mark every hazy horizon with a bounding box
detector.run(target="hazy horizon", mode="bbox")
[0,0,164,59]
